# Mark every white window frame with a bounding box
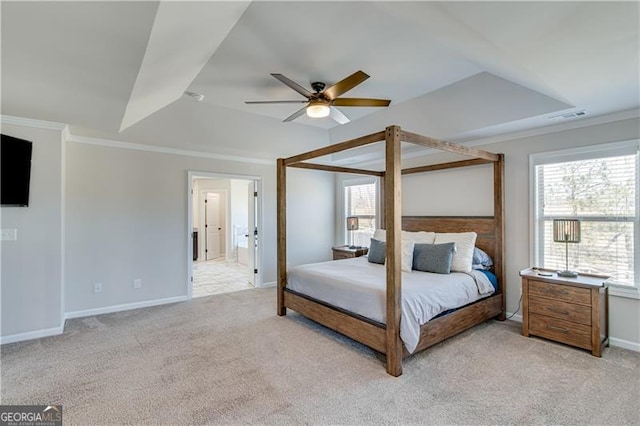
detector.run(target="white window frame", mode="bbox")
[341,176,380,247]
[529,139,640,299]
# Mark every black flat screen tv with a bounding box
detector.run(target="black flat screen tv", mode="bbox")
[1,134,33,207]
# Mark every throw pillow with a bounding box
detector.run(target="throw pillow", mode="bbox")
[367,238,386,265]
[412,242,456,274]
[367,238,415,272]
[472,246,494,270]
[433,232,477,273]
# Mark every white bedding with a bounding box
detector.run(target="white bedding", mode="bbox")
[287,257,495,353]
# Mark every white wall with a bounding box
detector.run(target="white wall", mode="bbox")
[402,165,493,215]
[64,143,273,314]
[287,168,335,266]
[0,115,335,341]
[1,123,64,340]
[401,116,640,348]
[64,141,335,316]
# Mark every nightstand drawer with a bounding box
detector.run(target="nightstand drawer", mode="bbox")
[332,246,368,260]
[333,251,354,260]
[529,313,592,350]
[529,280,591,305]
[529,296,592,325]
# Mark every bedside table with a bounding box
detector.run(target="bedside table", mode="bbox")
[332,245,368,260]
[520,268,609,357]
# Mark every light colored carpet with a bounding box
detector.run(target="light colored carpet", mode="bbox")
[1,288,639,425]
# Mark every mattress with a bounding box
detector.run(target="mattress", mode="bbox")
[287,257,495,353]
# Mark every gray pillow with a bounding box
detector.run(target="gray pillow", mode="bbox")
[472,246,493,270]
[412,242,456,274]
[367,238,386,265]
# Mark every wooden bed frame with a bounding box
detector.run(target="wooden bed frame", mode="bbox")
[277,125,505,376]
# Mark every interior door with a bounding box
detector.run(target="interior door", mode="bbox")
[205,192,221,260]
[247,181,258,286]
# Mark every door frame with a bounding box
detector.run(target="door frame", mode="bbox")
[199,189,228,261]
[187,171,263,299]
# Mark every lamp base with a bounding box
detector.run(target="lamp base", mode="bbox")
[557,270,579,278]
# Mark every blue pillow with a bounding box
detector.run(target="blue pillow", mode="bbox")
[412,242,456,274]
[472,247,493,270]
[367,238,386,265]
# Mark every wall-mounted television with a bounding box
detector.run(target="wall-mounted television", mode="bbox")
[1,134,33,207]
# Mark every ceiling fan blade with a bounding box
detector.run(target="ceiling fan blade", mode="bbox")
[283,106,307,122]
[245,100,308,104]
[271,74,313,98]
[323,70,369,100]
[329,106,350,125]
[332,98,391,107]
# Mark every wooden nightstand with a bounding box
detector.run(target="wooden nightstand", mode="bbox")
[520,268,609,357]
[332,245,369,260]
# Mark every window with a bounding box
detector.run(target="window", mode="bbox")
[531,140,639,287]
[344,179,377,248]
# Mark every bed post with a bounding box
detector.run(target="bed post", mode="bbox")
[277,158,287,316]
[494,154,506,320]
[385,125,403,377]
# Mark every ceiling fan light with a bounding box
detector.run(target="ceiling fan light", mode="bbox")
[306,100,330,118]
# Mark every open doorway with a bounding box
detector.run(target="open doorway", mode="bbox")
[187,172,261,298]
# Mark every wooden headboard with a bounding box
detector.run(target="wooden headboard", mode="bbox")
[399,216,504,292]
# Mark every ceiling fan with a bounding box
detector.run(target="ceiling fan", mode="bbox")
[245,70,390,124]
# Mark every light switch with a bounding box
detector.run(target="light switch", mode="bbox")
[0,229,17,241]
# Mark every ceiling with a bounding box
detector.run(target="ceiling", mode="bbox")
[1,1,638,160]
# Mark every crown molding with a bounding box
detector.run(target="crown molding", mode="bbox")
[65,133,274,165]
[351,108,640,167]
[460,108,640,148]
[0,114,274,165]
[0,114,67,131]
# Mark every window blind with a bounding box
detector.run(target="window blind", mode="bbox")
[535,153,637,286]
[345,182,376,248]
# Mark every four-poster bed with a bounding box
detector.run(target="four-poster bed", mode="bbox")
[277,125,505,376]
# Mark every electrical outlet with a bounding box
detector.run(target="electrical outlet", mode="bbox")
[94,283,103,293]
[133,279,142,289]
[0,228,17,241]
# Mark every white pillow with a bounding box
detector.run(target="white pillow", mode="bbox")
[433,232,477,273]
[403,230,436,244]
[373,229,386,242]
[401,240,415,272]
[370,231,415,272]
[372,229,436,244]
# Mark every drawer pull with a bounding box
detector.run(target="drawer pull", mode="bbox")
[547,325,569,333]
[547,307,570,316]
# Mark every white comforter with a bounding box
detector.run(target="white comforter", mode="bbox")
[287,257,495,353]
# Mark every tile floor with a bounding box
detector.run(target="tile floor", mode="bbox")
[192,258,254,298]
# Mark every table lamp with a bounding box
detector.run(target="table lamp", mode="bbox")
[553,219,581,277]
[346,216,359,249]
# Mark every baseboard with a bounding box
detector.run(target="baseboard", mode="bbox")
[505,312,522,323]
[504,312,638,352]
[65,295,188,320]
[1,325,65,345]
[260,281,276,288]
[609,337,640,352]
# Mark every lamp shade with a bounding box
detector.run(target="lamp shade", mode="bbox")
[346,216,359,231]
[553,219,581,243]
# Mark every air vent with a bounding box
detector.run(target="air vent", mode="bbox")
[184,91,205,102]
[549,110,587,120]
